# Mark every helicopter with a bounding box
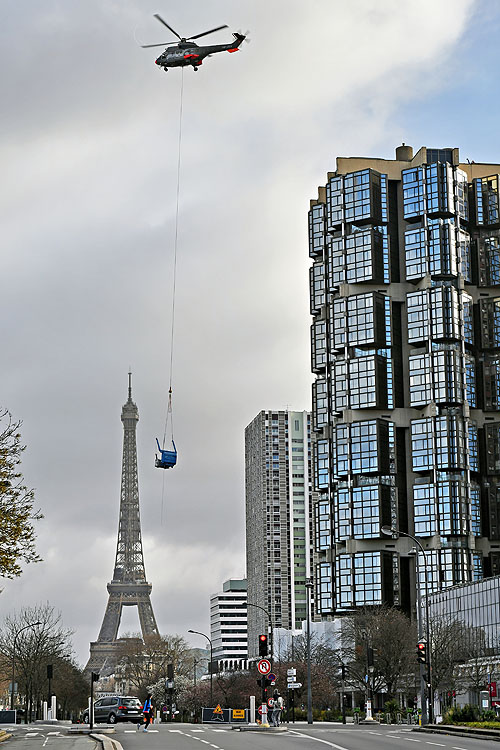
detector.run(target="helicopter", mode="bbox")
[141,15,246,71]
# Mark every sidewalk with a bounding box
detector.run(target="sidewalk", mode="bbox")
[416,724,500,742]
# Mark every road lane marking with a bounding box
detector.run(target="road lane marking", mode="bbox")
[200,741,211,745]
[426,744,445,747]
[406,739,421,742]
[192,729,205,732]
[369,732,383,735]
[453,747,469,749]
[169,729,183,732]
[212,729,227,732]
[124,731,136,733]
[210,746,219,749]
[289,731,351,750]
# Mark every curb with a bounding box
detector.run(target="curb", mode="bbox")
[91,734,124,750]
[237,726,287,732]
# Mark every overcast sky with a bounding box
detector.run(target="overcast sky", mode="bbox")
[2,0,500,666]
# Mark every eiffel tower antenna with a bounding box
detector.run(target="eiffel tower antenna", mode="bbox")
[86,375,159,676]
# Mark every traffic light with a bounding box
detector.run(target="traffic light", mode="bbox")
[47,665,53,680]
[258,634,268,657]
[367,647,374,667]
[91,671,100,682]
[416,641,427,664]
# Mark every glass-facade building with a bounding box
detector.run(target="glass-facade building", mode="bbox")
[310,144,500,617]
[427,575,500,653]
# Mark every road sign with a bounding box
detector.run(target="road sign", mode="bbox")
[257,659,272,675]
[267,672,276,682]
[267,698,274,708]
[287,668,296,676]
[258,704,267,715]
[288,682,302,689]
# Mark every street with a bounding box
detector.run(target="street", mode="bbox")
[4,723,494,750]
[103,723,500,750]
[4,723,500,750]
[3,725,97,750]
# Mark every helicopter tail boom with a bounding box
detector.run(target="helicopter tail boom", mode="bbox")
[227,32,245,51]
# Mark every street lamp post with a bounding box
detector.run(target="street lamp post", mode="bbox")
[306,577,314,725]
[188,630,213,706]
[382,526,433,724]
[11,622,41,712]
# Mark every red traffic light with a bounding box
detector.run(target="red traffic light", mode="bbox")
[258,634,268,656]
[416,641,427,663]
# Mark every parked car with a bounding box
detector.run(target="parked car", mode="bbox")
[83,696,143,724]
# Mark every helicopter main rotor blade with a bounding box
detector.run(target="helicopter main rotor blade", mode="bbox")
[153,14,182,40]
[188,24,228,41]
[141,41,176,48]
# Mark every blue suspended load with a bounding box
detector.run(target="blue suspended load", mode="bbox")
[155,438,177,469]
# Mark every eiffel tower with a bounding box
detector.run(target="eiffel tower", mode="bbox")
[86,374,159,676]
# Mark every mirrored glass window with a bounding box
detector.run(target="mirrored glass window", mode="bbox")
[311,320,327,372]
[308,203,326,258]
[479,297,500,348]
[312,379,328,430]
[317,562,334,613]
[310,261,326,314]
[314,439,329,490]
[478,235,500,286]
[483,356,500,410]
[474,174,500,227]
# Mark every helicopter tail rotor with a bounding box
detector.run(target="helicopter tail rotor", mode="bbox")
[236,29,251,43]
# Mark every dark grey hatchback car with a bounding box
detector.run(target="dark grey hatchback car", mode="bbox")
[83,696,143,724]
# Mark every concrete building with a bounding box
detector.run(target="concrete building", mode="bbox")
[309,144,500,618]
[245,410,316,658]
[210,579,248,671]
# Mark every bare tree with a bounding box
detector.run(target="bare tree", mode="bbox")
[0,603,73,721]
[116,633,191,699]
[0,409,42,578]
[429,616,471,697]
[342,606,418,701]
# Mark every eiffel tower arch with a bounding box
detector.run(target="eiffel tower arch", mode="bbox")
[86,375,159,676]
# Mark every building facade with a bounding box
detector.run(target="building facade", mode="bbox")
[309,144,500,617]
[427,575,500,654]
[245,410,316,658]
[210,579,248,671]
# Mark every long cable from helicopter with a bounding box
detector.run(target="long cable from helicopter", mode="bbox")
[161,68,184,525]
[162,67,184,450]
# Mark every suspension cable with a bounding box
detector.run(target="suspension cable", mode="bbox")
[162,68,184,449]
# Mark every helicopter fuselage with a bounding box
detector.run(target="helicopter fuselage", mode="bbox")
[155,35,244,70]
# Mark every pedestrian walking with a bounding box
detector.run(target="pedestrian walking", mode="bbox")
[140,693,154,731]
[271,690,282,727]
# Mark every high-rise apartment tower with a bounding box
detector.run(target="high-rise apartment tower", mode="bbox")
[245,410,316,657]
[309,144,500,617]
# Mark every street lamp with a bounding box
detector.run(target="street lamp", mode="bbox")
[188,630,213,706]
[381,526,433,723]
[11,622,41,711]
[246,602,273,659]
[305,577,314,725]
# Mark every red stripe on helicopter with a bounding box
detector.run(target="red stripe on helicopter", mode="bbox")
[228,48,239,53]
[184,53,200,59]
